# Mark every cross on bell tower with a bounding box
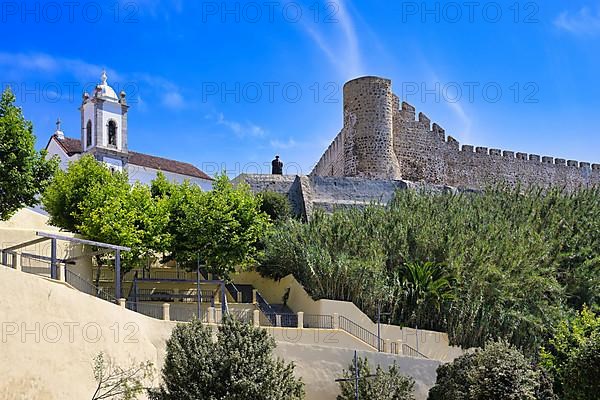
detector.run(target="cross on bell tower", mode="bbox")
[54,117,64,139]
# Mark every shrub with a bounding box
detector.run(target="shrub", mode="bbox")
[149,316,304,400]
[562,334,600,400]
[337,356,415,400]
[428,341,555,400]
[540,307,600,398]
[259,191,292,222]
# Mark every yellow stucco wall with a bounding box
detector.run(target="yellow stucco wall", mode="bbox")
[0,208,93,280]
[0,266,441,400]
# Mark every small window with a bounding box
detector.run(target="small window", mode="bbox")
[108,120,117,146]
[86,120,92,147]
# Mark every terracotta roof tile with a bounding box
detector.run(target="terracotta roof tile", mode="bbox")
[128,151,212,180]
[50,135,212,181]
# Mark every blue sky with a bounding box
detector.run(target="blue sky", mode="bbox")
[1,0,599,177]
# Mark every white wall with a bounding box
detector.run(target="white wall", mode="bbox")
[128,164,213,191]
[45,139,72,170]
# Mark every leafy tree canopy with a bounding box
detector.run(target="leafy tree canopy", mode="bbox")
[0,87,57,220]
[167,174,271,277]
[42,154,120,232]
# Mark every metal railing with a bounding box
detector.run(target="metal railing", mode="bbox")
[303,314,334,329]
[263,313,297,327]
[22,265,51,276]
[169,304,207,322]
[126,301,163,319]
[65,269,117,304]
[402,343,428,359]
[100,268,200,282]
[225,282,240,302]
[339,316,384,351]
[132,288,216,303]
[228,309,253,324]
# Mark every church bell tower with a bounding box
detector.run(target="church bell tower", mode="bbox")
[79,70,129,171]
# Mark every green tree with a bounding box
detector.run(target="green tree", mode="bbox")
[168,174,270,277]
[392,261,455,329]
[540,307,600,398]
[78,180,170,275]
[259,191,292,222]
[149,316,304,400]
[0,87,57,220]
[428,341,555,400]
[562,334,600,400]
[43,156,170,283]
[337,356,415,400]
[42,154,119,231]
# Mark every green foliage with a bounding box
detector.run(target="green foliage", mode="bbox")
[392,261,455,329]
[562,334,600,400]
[42,154,120,232]
[78,181,171,271]
[43,156,170,274]
[259,191,292,222]
[91,352,153,400]
[428,341,555,400]
[337,357,415,400]
[261,186,600,353]
[0,87,58,220]
[149,316,304,400]
[167,174,271,277]
[540,307,600,398]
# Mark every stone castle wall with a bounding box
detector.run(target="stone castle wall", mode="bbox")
[312,76,600,190]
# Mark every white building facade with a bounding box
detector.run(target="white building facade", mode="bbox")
[46,72,213,191]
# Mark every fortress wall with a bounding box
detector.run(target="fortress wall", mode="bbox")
[311,129,345,177]
[394,102,600,190]
[311,76,599,190]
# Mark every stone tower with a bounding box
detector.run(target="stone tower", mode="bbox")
[342,76,401,179]
[79,71,129,172]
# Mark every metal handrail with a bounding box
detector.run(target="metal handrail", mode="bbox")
[303,314,334,329]
[263,312,298,327]
[339,316,384,351]
[169,304,207,322]
[126,301,163,319]
[402,343,428,359]
[134,288,215,302]
[65,269,117,304]
[225,282,240,301]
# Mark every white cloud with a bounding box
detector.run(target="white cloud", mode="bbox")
[0,51,185,110]
[270,138,298,149]
[162,92,184,109]
[298,0,363,79]
[212,112,266,138]
[555,7,600,36]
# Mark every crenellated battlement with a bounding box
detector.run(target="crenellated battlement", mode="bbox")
[311,76,599,190]
[397,100,600,173]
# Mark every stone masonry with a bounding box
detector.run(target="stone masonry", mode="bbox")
[312,76,600,191]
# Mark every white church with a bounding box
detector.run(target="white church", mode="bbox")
[45,71,213,191]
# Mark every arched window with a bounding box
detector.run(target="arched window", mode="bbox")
[86,120,92,147]
[108,120,117,146]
